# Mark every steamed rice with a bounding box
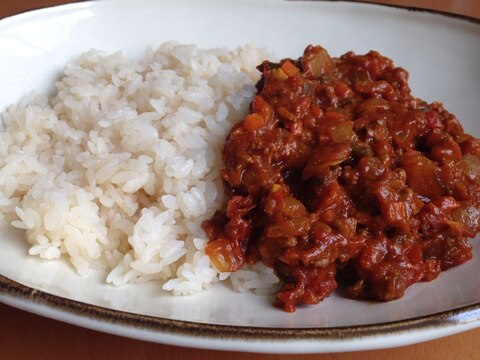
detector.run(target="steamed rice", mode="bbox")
[0,42,280,295]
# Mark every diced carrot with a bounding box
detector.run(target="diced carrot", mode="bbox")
[280,60,300,77]
[252,96,273,122]
[244,113,266,132]
[252,95,267,112]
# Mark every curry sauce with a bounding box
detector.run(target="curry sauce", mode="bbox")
[202,45,480,312]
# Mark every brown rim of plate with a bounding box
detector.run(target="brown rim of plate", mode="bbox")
[1,274,480,340]
[1,0,480,342]
[299,0,480,25]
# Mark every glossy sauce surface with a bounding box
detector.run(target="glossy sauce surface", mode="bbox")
[203,46,480,312]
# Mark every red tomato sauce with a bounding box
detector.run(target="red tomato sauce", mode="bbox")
[202,45,480,312]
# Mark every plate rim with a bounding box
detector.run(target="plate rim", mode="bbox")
[1,0,480,353]
[1,274,480,341]
[1,0,479,27]
[347,0,480,25]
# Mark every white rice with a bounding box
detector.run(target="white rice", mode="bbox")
[0,42,279,295]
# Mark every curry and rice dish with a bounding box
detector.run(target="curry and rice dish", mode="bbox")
[1,43,479,312]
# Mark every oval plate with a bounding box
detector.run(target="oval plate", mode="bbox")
[1,0,480,354]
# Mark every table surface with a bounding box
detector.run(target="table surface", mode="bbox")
[1,1,479,359]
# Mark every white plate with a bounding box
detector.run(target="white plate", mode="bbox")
[1,0,480,354]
